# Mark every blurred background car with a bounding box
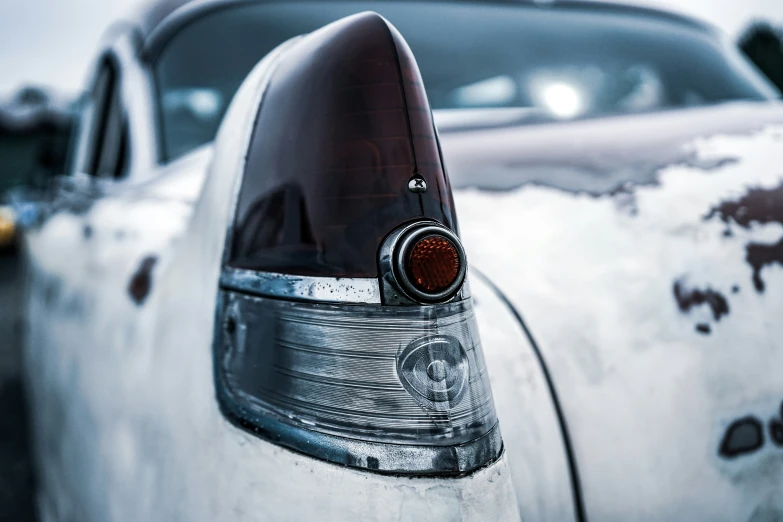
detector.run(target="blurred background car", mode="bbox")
[0,86,75,522]
[739,21,783,93]
[0,86,74,250]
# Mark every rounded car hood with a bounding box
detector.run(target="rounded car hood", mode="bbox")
[439,101,783,194]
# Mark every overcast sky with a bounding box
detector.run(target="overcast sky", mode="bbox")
[0,0,782,97]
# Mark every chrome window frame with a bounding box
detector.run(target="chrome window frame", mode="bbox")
[70,49,122,179]
[114,28,160,182]
[70,25,163,184]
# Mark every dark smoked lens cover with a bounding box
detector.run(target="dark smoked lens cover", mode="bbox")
[229,12,457,278]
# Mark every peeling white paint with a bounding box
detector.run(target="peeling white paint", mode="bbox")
[456,124,783,521]
[22,8,783,519]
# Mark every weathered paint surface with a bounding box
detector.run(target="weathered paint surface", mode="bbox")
[454,124,783,521]
[23,9,783,520]
[23,48,523,522]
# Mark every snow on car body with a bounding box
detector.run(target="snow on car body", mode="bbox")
[20,1,783,521]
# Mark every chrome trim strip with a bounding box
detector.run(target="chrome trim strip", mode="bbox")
[219,267,381,304]
[219,386,504,476]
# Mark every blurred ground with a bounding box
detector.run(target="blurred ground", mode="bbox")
[0,252,37,522]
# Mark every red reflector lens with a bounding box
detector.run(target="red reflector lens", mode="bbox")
[407,235,461,293]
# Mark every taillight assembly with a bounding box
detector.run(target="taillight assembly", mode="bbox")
[212,12,501,475]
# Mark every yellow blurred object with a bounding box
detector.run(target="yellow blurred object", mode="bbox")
[0,207,16,248]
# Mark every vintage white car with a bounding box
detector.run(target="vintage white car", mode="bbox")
[21,1,783,521]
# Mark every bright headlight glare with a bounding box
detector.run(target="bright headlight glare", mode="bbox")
[541,82,584,119]
[214,291,500,473]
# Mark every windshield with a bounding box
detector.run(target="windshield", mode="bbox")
[152,1,779,162]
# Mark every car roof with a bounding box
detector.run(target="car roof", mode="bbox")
[134,0,715,54]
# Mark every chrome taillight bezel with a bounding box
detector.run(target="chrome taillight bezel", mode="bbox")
[379,221,468,306]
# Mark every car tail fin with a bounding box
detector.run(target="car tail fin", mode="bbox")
[226,10,457,279]
[213,12,501,475]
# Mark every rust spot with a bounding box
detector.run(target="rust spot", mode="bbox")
[695,323,711,335]
[719,416,764,459]
[128,256,157,305]
[707,183,783,293]
[705,182,783,230]
[747,237,783,293]
[673,278,730,321]
[769,419,783,447]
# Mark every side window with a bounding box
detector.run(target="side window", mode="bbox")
[81,59,130,179]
